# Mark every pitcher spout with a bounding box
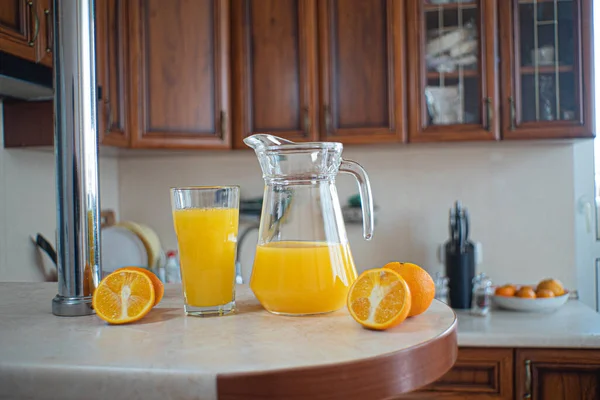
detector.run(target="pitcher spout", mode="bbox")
[243,134,294,151]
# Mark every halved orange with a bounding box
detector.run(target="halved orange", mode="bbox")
[93,270,155,325]
[347,268,412,331]
[116,266,164,306]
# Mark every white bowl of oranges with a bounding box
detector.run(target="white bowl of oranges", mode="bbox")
[492,279,569,312]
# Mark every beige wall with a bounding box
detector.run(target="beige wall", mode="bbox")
[1,91,578,288]
[0,94,583,295]
[0,102,120,281]
[119,142,577,289]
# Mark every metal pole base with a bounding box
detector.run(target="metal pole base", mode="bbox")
[52,295,95,316]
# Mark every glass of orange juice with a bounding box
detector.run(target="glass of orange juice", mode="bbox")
[170,186,240,316]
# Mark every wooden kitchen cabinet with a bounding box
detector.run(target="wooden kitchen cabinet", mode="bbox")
[500,0,594,139]
[5,0,595,149]
[317,0,406,144]
[232,0,319,147]
[400,348,514,400]
[3,0,129,149]
[398,347,600,400]
[96,0,130,147]
[515,349,600,400]
[0,0,42,63]
[400,347,600,400]
[128,0,231,149]
[406,0,499,142]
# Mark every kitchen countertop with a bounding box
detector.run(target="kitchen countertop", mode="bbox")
[0,283,457,400]
[456,300,600,348]
[2,283,599,400]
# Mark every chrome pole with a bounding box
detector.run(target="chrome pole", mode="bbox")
[52,0,102,316]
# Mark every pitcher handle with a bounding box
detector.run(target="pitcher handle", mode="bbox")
[340,159,374,240]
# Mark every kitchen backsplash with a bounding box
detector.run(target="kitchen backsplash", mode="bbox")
[0,102,120,281]
[0,94,582,288]
[119,141,578,289]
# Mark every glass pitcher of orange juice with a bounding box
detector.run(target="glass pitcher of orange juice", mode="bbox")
[245,134,374,316]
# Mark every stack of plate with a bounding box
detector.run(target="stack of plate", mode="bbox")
[101,222,163,274]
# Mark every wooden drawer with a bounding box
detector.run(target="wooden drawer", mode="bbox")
[515,348,600,400]
[399,348,513,400]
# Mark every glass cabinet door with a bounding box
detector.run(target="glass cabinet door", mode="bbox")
[407,0,498,142]
[501,0,593,139]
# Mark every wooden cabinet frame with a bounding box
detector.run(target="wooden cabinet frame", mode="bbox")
[0,0,39,62]
[128,0,231,149]
[318,0,406,143]
[500,0,594,139]
[232,0,319,147]
[96,0,130,147]
[406,0,499,142]
[400,347,513,399]
[515,348,600,400]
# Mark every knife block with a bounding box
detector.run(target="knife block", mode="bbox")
[444,243,476,310]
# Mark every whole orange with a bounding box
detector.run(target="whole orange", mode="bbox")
[515,286,536,299]
[536,289,555,298]
[495,285,516,297]
[383,262,435,317]
[504,284,517,292]
[536,279,565,296]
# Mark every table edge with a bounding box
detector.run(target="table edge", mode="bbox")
[217,315,458,400]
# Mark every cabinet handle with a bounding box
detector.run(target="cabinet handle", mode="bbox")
[303,107,311,136]
[44,8,52,53]
[509,96,516,131]
[524,359,532,399]
[324,105,332,135]
[485,97,493,132]
[220,111,227,135]
[27,1,40,47]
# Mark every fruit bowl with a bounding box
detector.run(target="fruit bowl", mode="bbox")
[492,291,569,312]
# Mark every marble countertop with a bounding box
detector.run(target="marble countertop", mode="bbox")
[456,300,600,348]
[0,283,456,400]
[2,281,599,399]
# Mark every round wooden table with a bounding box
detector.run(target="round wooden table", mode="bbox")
[0,283,457,400]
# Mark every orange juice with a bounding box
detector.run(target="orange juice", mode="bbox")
[172,208,238,307]
[250,241,357,315]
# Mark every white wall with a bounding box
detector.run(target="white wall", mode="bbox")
[0,93,586,297]
[2,91,579,290]
[119,142,578,290]
[573,140,598,309]
[0,102,120,282]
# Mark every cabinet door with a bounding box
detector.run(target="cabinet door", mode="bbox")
[232,0,318,147]
[516,349,600,400]
[38,0,52,67]
[318,0,405,144]
[96,0,129,146]
[0,0,39,62]
[399,348,514,400]
[129,0,231,149]
[500,0,593,139]
[406,0,498,142]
